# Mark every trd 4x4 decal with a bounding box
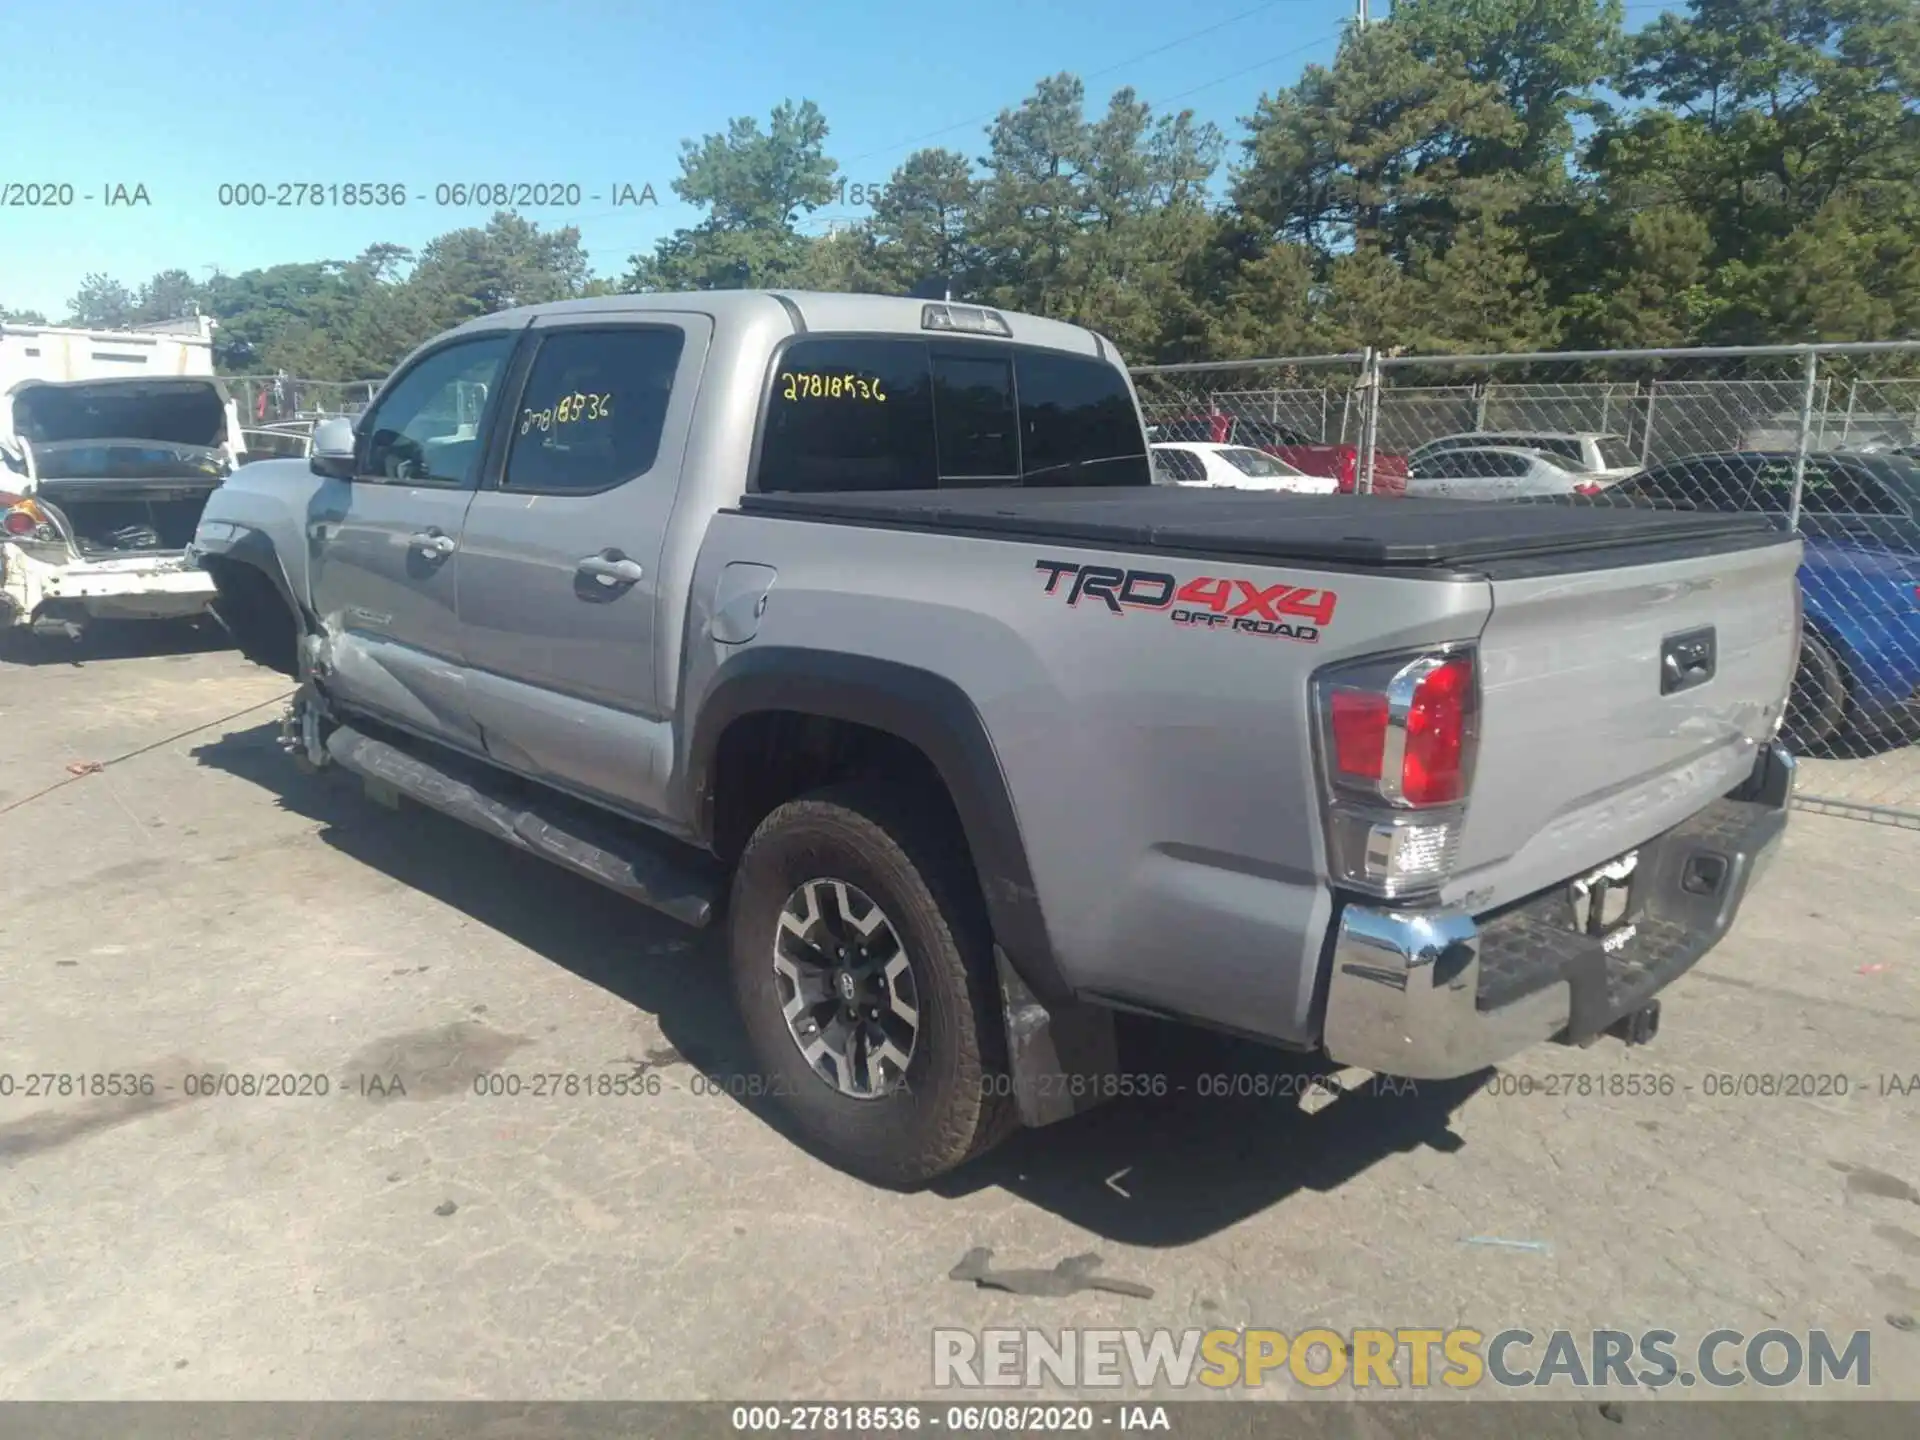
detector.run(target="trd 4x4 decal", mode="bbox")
[1034,559,1334,643]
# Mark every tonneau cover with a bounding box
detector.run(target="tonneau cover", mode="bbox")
[736,486,1783,568]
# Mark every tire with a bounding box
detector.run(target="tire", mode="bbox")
[1782,627,1848,756]
[727,781,1017,1187]
[207,561,298,676]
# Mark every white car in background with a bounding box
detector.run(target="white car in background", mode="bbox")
[1150,442,1338,494]
[1409,429,1641,483]
[1405,445,1628,500]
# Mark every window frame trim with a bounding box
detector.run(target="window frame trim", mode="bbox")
[485,321,693,499]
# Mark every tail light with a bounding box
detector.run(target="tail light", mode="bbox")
[1337,449,1358,493]
[0,491,56,541]
[1573,481,1603,497]
[1313,647,1480,898]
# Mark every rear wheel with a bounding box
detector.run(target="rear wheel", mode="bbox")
[1782,627,1848,755]
[726,782,1015,1186]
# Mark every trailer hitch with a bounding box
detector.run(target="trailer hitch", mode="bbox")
[1606,1000,1661,1047]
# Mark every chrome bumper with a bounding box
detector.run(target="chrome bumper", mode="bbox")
[1322,743,1794,1080]
[1322,906,1572,1080]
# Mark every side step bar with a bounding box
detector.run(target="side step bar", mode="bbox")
[325,723,724,929]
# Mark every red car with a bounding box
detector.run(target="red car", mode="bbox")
[1148,412,1409,495]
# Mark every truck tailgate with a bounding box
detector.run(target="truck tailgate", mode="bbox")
[1446,532,1803,912]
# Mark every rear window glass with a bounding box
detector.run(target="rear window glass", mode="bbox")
[756,338,1149,493]
[1594,436,1635,470]
[1016,350,1147,486]
[933,352,1018,482]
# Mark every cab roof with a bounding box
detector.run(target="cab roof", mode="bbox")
[446,290,1117,362]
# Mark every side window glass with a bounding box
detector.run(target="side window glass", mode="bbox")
[502,328,686,494]
[362,336,515,484]
[756,338,934,494]
[1751,460,1801,512]
[1797,463,1901,515]
[932,351,1018,484]
[1157,450,1203,482]
[1015,350,1148,487]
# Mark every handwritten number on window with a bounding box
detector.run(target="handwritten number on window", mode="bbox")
[779,371,886,404]
[520,392,613,436]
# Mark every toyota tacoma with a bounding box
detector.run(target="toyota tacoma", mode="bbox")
[188,291,1801,1185]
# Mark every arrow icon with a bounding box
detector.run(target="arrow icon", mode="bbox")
[1105,1166,1132,1198]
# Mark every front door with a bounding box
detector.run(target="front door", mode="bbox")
[307,330,520,748]
[454,312,711,815]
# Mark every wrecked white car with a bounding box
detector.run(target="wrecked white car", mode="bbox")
[0,376,244,635]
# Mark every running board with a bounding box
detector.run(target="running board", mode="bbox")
[325,723,723,929]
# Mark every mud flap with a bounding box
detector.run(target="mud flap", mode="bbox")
[995,945,1118,1129]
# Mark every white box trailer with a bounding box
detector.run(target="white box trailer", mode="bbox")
[0,317,244,634]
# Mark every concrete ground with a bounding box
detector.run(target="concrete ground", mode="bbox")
[2,624,1918,1408]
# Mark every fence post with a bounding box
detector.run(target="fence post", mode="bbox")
[1355,348,1381,495]
[1640,380,1659,468]
[1473,381,1489,432]
[1787,348,1820,532]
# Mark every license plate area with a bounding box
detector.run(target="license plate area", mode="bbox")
[1569,851,1639,952]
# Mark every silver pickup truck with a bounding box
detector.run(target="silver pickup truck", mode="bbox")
[189,291,1803,1186]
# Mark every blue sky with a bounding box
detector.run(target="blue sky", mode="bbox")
[0,0,1671,320]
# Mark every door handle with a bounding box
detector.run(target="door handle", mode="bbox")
[577,552,644,587]
[409,530,456,557]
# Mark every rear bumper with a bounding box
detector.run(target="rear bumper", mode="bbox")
[1321,743,1793,1080]
[0,541,217,626]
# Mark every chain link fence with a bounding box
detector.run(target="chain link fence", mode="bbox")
[225,375,380,464]
[1130,341,1920,821]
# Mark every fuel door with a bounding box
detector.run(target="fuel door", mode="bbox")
[710,562,777,644]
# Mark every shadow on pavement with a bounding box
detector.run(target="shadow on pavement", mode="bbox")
[0,616,232,668]
[193,718,1488,1244]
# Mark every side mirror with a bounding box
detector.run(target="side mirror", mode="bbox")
[310,416,358,480]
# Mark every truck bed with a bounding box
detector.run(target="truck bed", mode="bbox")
[736,486,1783,571]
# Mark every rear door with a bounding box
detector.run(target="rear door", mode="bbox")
[307,331,519,748]
[453,311,710,815]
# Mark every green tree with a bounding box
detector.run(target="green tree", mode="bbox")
[969,74,1095,315]
[1590,0,1920,339]
[1230,22,1522,264]
[65,273,138,328]
[409,212,593,323]
[132,268,206,324]
[1397,0,1626,177]
[625,100,838,291]
[0,303,49,324]
[868,148,980,296]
